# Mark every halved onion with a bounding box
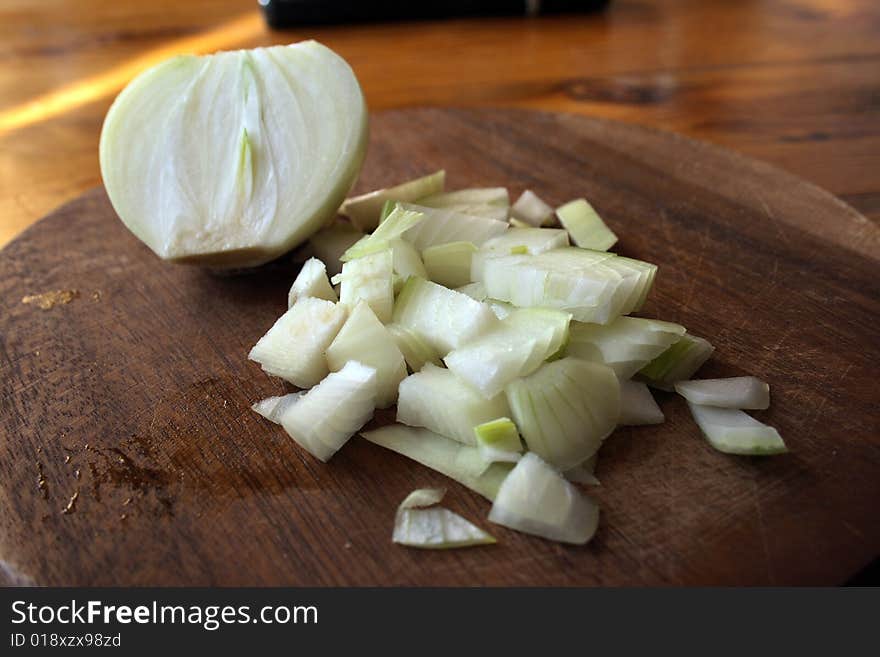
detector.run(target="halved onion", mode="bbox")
[100,41,368,267]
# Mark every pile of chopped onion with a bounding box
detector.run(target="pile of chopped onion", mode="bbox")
[249,174,787,548]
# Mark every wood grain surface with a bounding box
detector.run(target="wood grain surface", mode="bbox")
[1,0,879,248]
[1,107,878,586]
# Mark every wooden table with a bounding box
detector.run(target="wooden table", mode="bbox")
[1,0,878,584]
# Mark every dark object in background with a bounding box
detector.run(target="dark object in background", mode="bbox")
[260,0,612,28]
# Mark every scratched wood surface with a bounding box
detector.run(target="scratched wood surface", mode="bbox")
[2,0,880,248]
[0,108,879,586]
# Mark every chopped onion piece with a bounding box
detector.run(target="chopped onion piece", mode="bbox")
[564,456,600,486]
[445,333,538,400]
[100,42,368,267]
[488,300,515,319]
[386,323,442,372]
[278,361,378,461]
[392,277,499,355]
[511,190,555,227]
[474,418,523,463]
[397,203,508,249]
[390,239,427,283]
[428,204,508,222]
[686,402,787,455]
[567,316,686,379]
[455,282,488,302]
[309,220,364,277]
[444,308,571,399]
[674,377,770,410]
[251,392,304,424]
[394,508,495,549]
[619,380,665,425]
[419,187,509,208]
[248,297,347,388]
[562,465,602,486]
[333,249,395,323]
[489,453,599,545]
[422,241,478,288]
[556,198,618,252]
[480,227,569,255]
[417,188,510,223]
[326,301,406,408]
[472,247,655,324]
[505,358,619,470]
[341,205,425,262]
[340,170,445,231]
[287,257,337,307]
[362,425,514,500]
[640,333,714,390]
[392,488,496,549]
[397,364,511,445]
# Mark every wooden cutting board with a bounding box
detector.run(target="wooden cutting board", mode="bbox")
[1,108,878,586]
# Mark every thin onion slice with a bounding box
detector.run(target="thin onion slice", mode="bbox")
[687,402,786,455]
[251,392,305,424]
[392,488,496,549]
[361,425,513,500]
[675,377,770,410]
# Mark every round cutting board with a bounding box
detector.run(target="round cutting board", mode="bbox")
[1,108,878,586]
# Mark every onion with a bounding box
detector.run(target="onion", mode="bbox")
[100,41,368,267]
[556,198,618,252]
[392,488,496,549]
[489,453,600,545]
[675,377,770,410]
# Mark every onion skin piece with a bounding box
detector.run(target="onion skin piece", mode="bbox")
[100,41,368,268]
